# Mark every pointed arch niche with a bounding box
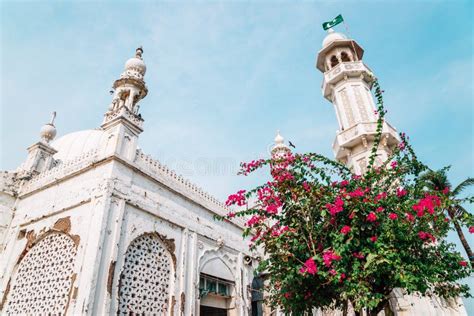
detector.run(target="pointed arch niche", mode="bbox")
[198,250,237,316]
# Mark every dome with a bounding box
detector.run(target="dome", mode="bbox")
[51,129,107,162]
[122,47,146,79]
[124,57,146,76]
[40,123,57,143]
[322,29,347,48]
[274,130,284,144]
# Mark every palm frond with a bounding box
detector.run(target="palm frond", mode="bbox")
[452,177,474,197]
[453,205,470,218]
[419,168,451,191]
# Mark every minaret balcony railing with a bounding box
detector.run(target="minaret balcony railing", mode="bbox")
[332,121,399,159]
[322,61,373,100]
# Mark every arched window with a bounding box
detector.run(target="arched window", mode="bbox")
[118,234,172,315]
[330,55,339,68]
[341,51,351,62]
[5,232,77,315]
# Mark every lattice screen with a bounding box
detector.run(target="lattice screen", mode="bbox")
[5,232,77,314]
[118,234,172,314]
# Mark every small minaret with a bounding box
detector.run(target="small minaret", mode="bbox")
[271,130,291,159]
[20,112,58,176]
[316,29,399,174]
[101,47,148,160]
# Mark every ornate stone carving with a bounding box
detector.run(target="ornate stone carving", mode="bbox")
[339,89,355,127]
[133,149,245,227]
[5,233,77,315]
[20,148,99,195]
[353,85,369,122]
[118,234,172,315]
[216,237,225,249]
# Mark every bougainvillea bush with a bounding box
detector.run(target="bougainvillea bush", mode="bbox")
[222,80,473,315]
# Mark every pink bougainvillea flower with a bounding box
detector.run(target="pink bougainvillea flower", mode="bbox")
[323,250,341,267]
[339,273,346,283]
[300,257,318,275]
[353,252,365,259]
[240,159,265,175]
[225,189,246,206]
[376,207,385,213]
[340,225,351,235]
[339,180,349,187]
[246,215,261,227]
[418,231,436,243]
[370,236,378,242]
[412,195,441,216]
[375,192,387,202]
[302,181,311,192]
[396,187,407,197]
[442,187,450,195]
[390,161,398,169]
[459,261,468,267]
[266,204,279,215]
[469,226,474,234]
[406,212,415,222]
[366,212,377,222]
[349,187,365,198]
[271,226,289,237]
[326,196,344,216]
[389,213,398,220]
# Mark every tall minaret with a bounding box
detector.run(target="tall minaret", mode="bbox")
[101,47,148,160]
[316,29,399,174]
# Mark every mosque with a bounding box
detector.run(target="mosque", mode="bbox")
[0,28,467,316]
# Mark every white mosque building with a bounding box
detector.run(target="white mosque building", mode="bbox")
[0,29,468,316]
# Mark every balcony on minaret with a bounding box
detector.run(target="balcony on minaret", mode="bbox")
[332,120,399,161]
[321,61,374,101]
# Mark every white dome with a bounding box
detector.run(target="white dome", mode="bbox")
[40,123,57,143]
[51,129,107,161]
[274,131,284,144]
[322,29,347,48]
[125,57,146,76]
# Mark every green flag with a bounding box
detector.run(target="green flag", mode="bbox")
[322,14,344,30]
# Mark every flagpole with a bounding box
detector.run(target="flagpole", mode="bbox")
[342,20,359,61]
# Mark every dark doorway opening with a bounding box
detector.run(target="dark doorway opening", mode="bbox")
[200,305,227,316]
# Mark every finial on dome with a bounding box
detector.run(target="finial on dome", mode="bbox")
[121,47,147,80]
[274,130,284,144]
[40,111,57,143]
[50,111,56,125]
[135,46,143,59]
[322,29,347,48]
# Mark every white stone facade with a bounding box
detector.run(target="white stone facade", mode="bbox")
[0,48,257,315]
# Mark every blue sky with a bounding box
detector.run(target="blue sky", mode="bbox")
[1,0,473,310]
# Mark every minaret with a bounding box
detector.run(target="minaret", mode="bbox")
[271,130,291,159]
[316,29,399,174]
[101,47,148,160]
[19,112,58,177]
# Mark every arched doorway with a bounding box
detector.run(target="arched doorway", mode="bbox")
[199,257,235,315]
